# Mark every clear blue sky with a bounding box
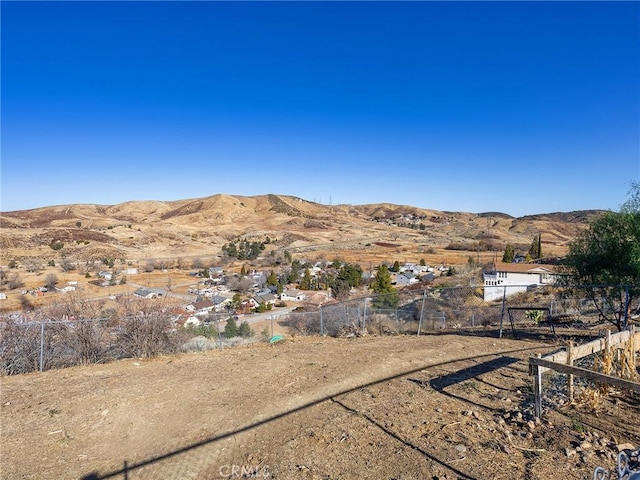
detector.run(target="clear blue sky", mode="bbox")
[2,1,639,216]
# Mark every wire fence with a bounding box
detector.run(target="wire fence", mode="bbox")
[1,284,637,375]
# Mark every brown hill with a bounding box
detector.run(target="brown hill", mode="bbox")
[0,194,602,268]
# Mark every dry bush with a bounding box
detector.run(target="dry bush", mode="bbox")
[0,320,41,375]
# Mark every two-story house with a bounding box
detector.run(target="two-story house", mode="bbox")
[483,263,559,301]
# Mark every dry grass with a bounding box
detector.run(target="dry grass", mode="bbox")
[0,194,598,312]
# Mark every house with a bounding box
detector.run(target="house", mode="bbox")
[483,263,559,301]
[399,263,429,275]
[395,272,419,286]
[280,288,306,302]
[56,285,76,293]
[210,294,232,312]
[173,313,202,328]
[250,292,277,308]
[133,288,163,299]
[208,267,224,277]
[185,299,215,315]
[98,271,113,281]
[421,273,437,283]
[184,315,202,327]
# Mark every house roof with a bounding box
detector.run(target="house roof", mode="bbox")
[253,293,277,303]
[134,288,154,297]
[491,263,559,274]
[191,300,214,310]
[210,295,229,304]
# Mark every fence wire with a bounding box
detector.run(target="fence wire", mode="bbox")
[1,284,637,375]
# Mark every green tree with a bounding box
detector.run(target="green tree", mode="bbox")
[337,263,362,288]
[621,181,640,213]
[392,260,400,272]
[370,265,399,309]
[419,258,426,266]
[288,260,303,284]
[331,277,351,300]
[224,317,239,338]
[564,195,640,330]
[266,270,278,286]
[529,233,542,260]
[502,243,515,263]
[238,320,252,337]
[300,268,312,290]
[230,293,242,311]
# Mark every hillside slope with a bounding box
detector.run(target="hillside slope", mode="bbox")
[0,194,601,266]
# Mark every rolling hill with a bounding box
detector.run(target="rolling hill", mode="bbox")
[0,194,602,267]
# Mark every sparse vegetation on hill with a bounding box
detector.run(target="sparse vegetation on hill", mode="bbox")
[0,194,600,274]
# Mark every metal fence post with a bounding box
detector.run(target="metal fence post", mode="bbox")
[362,297,367,333]
[623,286,630,329]
[499,286,506,338]
[417,289,426,336]
[39,322,45,372]
[216,319,223,350]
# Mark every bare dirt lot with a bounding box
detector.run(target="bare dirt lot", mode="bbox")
[1,333,638,480]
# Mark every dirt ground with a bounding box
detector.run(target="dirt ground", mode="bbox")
[1,332,638,480]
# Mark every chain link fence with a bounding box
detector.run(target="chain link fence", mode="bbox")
[2,284,637,375]
[279,283,638,337]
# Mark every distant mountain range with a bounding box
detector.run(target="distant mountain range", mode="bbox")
[0,194,603,266]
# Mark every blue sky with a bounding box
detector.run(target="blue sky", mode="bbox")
[2,1,639,216]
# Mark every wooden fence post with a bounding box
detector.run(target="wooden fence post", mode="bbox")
[567,341,574,402]
[534,353,542,418]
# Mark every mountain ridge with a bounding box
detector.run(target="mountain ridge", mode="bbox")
[0,193,604,266]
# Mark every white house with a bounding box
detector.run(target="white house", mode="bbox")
[395,272,419,286]
[483,263,559,301]
[133,288,164,299]
[185,299,215,315]
[184,315,202,327]
[98,271,113,281]
[56,285,77,293]
[210,294,232,312]
[280,288,306,302]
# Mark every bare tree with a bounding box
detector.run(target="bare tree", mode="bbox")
[227,275,254,295]
[116,298,180,358]
[143,260,156,273]
[44,273,59,290]
[0,319,40,374]
[192,257,204,269]
[19,294,34,311]
[8,273,24,290]
[59,257,74,272]
[25,260,43,273]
